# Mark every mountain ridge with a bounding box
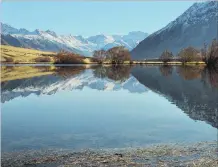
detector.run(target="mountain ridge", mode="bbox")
[1,23,148,56]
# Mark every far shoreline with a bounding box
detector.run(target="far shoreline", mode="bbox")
[0,61,206,65]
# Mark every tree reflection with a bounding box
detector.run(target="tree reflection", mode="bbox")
[92,66,108,79]
[33,66,54,72]
[55,66,87,78]
[131,65,218,128]
[177,66,204,80]
[202,66,218,88]
[159,65,173,77]
[93,65,131,82]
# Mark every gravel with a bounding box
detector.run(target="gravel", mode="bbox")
[1,142,217,167]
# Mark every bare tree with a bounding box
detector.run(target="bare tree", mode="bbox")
[201,43,207,58]
[106,46,131,64]
[203,39,218,67]
[159,50,174,63]
[55,50,84,64]
[178,47,200,63]
[93,50,106,64]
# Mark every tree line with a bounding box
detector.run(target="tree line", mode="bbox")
[159,39,218,67]
[32,39,217,67]
[40,46,131,64]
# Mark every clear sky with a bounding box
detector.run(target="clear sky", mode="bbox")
[1,1,195,37]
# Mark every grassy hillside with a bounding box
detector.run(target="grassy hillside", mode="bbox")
[1,45,56,63]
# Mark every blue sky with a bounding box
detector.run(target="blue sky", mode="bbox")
[2,1,195,37]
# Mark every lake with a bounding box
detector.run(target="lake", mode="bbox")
[1,65,218,152]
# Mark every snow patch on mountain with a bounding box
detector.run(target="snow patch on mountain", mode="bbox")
[131,1,217,59]
[1,23,148,56]
[152,1,217,37]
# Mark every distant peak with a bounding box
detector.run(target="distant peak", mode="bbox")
[45,29,57,37]
[32,29,44,35]
[35,29,40,32]
[128,31,147,35]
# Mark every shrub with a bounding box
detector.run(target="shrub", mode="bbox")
[35,56,51,62]
[93,50,106,64]
[178,47,200,63]
[202,39,218,67]
[55,50,84,64]
[106,46,131,64]
[159,50,174,63]
[4,57,13,62]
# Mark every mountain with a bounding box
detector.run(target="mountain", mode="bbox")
[131,1,218,60]
[1,69,147,103]
[1,23,148,56]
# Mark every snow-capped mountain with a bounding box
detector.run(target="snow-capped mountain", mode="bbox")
[1,23,148,56]
[1,69,147,103]
[131,1,218,59]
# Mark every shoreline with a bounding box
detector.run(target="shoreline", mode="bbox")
[2,141,217,167]
[1,61,206,66]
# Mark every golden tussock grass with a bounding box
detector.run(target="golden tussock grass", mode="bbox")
[1,45,56,63]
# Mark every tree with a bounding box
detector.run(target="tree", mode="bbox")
[93,50,106,64]
[178,47,200,63]
[106,46,131,64]
[201,43,207,59]
[55,50,84,64]
[203,39,218,67]
[159,50,174,63]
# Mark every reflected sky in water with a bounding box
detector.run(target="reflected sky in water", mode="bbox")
[1,65,218,152]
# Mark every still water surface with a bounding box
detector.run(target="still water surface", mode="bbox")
[1,65,218,152]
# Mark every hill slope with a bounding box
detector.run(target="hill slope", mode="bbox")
[1,45,56,63]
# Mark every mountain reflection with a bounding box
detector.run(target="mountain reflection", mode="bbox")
[1,65,217,128]
[1,65,146,103]
[132,65,218,128]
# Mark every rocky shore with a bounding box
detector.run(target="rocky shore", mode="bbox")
[2,142,217,167]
